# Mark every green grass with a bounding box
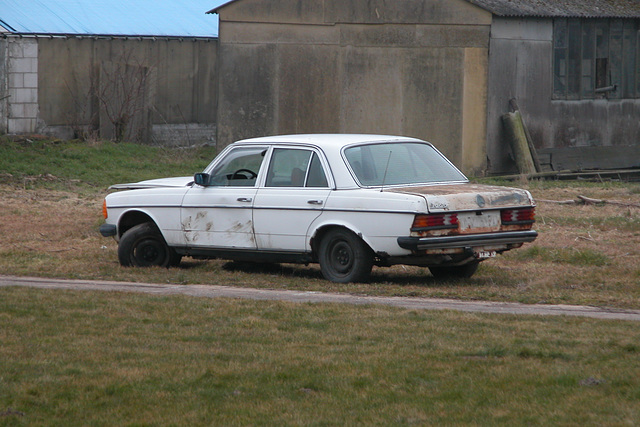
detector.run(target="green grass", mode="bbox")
[1,140,639,423]
[511,245,610,267]
[1,286,639,425]
[0,137,217,190]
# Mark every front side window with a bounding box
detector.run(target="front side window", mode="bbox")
[554,18,639,99]
[343,142,467,187]
[265,148,329,188]
[207,146,266,187]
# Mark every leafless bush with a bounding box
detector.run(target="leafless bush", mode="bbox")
[65,48,155,143]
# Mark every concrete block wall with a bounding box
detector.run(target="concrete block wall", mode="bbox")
[6,38,39,133]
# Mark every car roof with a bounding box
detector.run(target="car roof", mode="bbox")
[234,134,428,149]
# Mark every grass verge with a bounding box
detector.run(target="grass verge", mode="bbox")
[1,287,639,425]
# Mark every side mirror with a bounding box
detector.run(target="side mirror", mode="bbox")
[193,173,211,187]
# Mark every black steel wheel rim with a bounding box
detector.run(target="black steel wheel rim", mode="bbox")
[134,238,166,266]
[329,240,354,274]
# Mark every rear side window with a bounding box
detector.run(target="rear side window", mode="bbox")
[344,142,466,186]
[266,148,329,188]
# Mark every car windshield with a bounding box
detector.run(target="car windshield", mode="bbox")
[343,142,467,186]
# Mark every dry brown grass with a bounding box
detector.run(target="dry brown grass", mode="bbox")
[1,180,639,308]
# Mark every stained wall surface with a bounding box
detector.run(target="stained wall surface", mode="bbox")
[216,0,492,175]
[35,37,218,145]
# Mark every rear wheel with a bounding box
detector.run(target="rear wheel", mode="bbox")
[118,222,181,267]
[318,229,373,283]
[429,261,479,279]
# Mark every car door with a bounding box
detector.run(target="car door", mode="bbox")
[253,147,332,251]
[181,146,267,249]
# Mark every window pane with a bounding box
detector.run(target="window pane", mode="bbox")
[554,19,568,48]
[209,147,266,187]
[609,19,623,99]
[622,20,637,98]
[344,143,466,186]
[306,153,328,187]
[265,148,312,187]
[595,21,610,90]
[581,21,595,98]
[567,19,582,99]
[553,19,568,98]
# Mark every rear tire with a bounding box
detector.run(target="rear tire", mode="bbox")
[118,222,181,268]
[318,229,373,283]
[429,261,479,279]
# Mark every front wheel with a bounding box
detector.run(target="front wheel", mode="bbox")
[429,261,479,280]
[318,229,373,283]
[118,222,181,267]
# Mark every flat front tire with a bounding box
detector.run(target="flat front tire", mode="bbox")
[318,229,373,283]
[118,222,181,268]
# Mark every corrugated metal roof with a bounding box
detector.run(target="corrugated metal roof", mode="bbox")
[0,0,228,37]
[467,0,640,18]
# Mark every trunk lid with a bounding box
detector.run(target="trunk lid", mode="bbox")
[388,183,534,213]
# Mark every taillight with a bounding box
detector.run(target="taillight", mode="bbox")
[411,213,459,231]
[102,199,108,219]
[501,207,535,225]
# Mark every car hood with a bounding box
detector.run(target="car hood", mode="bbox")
[387,183,535,212]
[109,176,194,190]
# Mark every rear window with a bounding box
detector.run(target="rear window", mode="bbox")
[344,142,467,186]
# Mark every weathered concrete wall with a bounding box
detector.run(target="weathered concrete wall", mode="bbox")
[487,17,640,173]
[216,0,491,175]
[36,37,218,145]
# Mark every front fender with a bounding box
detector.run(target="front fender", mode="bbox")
[114,207,183,246]
[104,187,189,245]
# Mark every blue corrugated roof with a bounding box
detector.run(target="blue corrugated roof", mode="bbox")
[0,0,227,37]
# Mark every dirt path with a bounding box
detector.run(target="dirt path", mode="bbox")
[2,275,640,321]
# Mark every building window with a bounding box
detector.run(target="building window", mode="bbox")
[553,18,639,99]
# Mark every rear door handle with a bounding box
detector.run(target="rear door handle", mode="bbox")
[237,197,252,202]
[307,200,323,205]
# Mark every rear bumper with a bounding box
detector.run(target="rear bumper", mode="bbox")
[397,230,538,251]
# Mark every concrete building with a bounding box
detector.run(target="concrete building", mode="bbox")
[210,0,640,175]
[4,0,640,175]
[0,0,226,145]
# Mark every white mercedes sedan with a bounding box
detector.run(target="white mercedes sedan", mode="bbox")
[100,134,537,282]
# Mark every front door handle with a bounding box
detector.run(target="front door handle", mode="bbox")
[307,200,323,205]
[237,197,252,202]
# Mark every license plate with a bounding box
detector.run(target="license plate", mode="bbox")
[457,211,500,230]
[476,251,496,259]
